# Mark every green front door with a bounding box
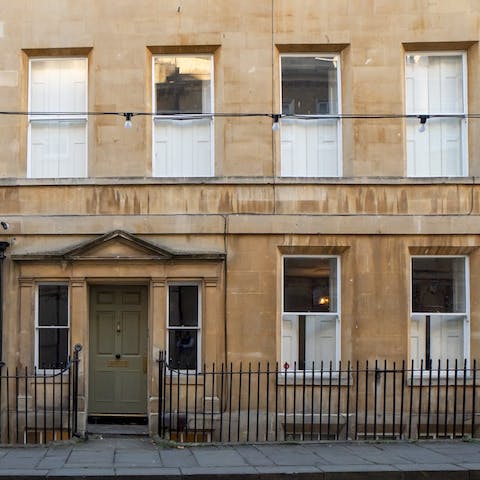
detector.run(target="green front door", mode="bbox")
[89,285,148,415]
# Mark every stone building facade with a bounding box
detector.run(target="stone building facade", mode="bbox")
[0,1,479,434]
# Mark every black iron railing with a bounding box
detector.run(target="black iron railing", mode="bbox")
[0,344,82,444]
[157,354,479,443]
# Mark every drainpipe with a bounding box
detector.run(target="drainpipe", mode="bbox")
[0,242,10,362]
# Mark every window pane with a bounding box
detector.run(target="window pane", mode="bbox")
[281,56,338,115]
[154,56,211,114]
[168,329,197,369]
[38,328,69,368]
[168,285,198,326]
[412,258,466,313]
[284,257,338,313]
[39,285,68,326]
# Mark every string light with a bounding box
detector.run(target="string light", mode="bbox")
[272,114,280,131]
[418,115,429,133]
[123,112,133,129]
[0,111,474,129]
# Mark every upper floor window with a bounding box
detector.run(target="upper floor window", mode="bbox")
[410,256,469,369]
[280,54,341,177]
[153,55,214,177]
[28,58,87,178]
[36,284,70,369]
[405,53,467,177]
[282,256,340,370]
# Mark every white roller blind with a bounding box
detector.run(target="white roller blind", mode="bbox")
[304,316,337,367]
[281,118,339,176]
[154,117,212,177]
[29,58,87,178]
[281,315,298,367]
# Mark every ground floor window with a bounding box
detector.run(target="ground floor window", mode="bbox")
[282,256,340,369]
[36,284,69,369]
[410,256,469,368]
[167,284,201,370]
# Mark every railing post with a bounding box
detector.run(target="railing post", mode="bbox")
[72,344,82,437]
[158,351,164,438]
[0,361,3,443]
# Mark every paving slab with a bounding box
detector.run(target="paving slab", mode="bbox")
[303,443,373,465]
[372,443,450,464]
[341,444,410,464]
[234,444,274,466]
[159,448,200,467]
[114,451,162,467]
[254,443,326,466]
[190,446,249,467]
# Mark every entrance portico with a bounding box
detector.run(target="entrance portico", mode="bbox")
[11,230,225,434]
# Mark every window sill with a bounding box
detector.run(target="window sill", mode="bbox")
[408,373,474,386]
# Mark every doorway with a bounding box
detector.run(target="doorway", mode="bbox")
[89,285,148,416]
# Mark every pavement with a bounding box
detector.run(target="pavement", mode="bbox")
[0,436,479,479]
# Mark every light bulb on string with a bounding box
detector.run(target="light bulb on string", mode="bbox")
[418,115,428,133]
[124,112,133,129]
[272,114,280,131]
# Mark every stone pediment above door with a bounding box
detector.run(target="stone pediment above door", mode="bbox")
[64,230,173,261]
[12,230,225,262]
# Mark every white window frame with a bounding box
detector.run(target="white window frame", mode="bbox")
[152,54,214,177]
[166,281,202,372]
[35,283,70,370]
[281,255,341,371]
[405,51,468,177]
[279,53,343,177]
[27,57,88,178]
[409,255,470,372]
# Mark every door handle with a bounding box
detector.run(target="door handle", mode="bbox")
[116,322,121,333]
[115,354,121,359]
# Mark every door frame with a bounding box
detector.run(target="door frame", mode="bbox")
[88,283,149,416]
